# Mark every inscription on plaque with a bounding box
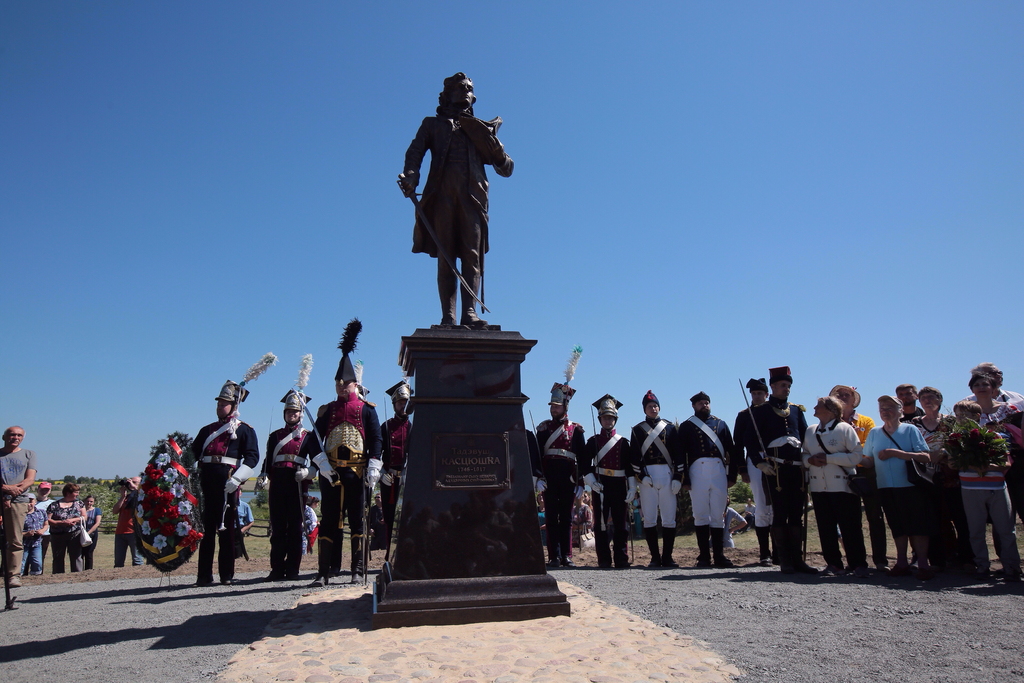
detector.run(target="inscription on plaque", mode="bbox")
[433,433,510,490]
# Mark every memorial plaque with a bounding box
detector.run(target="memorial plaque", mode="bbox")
[433,433,509,490]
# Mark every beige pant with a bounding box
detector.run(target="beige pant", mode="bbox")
[2,500,31,577]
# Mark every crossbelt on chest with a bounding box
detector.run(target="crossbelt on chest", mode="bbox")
[639,421,672,468]
[544,424,576,460]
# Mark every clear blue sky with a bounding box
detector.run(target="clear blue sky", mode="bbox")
[2,3,1022,478]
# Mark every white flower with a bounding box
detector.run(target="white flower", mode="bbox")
[140,521,152,535]
[153,534,168,550]
[176,521,191,536]
[163,468,178,482]
[171,483,186,498]
[178,500,192,514]
[155,454,171,467]
[136,504,144,516]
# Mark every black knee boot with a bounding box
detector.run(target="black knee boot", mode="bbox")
[350,535,364,583]
[790,526,818,574]
[711,527,734,567]
[644,527,662,567]
[772,526,794,574]
[755,525,772,566]
[695,525,712,567]
[661,527,679,568]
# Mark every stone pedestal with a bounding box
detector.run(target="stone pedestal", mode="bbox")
[372,328,570,629]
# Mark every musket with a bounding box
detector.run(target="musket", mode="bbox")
[738,379,779,499]
[398,181,489,314]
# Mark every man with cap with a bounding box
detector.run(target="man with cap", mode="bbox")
[534,382,586,567]
[733,378,775,566]
[258,390,312,581]
[581,395,637,569]
[193,381,260,586]
[301,320,383,585]
[679,392,739,568]
[743,367,816,574]
[630,391,683,568]
[380,379,413,563]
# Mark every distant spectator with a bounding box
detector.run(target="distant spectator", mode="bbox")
[112,476,143,567]
[723,504,747,548]
[1,425,37,589]
[20,492,47,576]
[235,499,255,560]
[862,395,936,580]
[35,481,54,565]
[895,384,925,423]
[82,495,102,570]
[369,493,387,553]
[47,483,85,573]
[303,496,319,555]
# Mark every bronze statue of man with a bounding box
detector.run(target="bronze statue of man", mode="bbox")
[399,73,514,328]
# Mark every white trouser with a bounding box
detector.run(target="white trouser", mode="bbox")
[747,456,774,526]
[689,458,728,528]
[639,463,676,528]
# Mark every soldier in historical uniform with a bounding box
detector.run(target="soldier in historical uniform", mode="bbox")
[733,378,775,566]
[630,390,683,568]
[194,381,260,586]
[535,382,586,567]
[257,390,311,582]
[380,379,413,563]
[302,321,383,585]
[679,392,738,568]
[743,366,816,575]
[399,72,514,327]
[581,395,637,569]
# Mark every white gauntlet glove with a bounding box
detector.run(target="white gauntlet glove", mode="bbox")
[624,477,638,504]
[312,453,338,485]
[225,464,256,494]
[584,473,603,494]
[641,476,654,488]
[534,476,546,495]
[254,474,268,492]
[670,479,682,495]
[365,459,382,489]
[756,460,776,476]
[294,467,309,482]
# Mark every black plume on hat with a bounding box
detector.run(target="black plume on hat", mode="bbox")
[336,318,362,382]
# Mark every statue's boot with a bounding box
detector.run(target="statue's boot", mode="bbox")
[459,262,487,327]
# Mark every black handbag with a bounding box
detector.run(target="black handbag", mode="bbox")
[883,428,937,489]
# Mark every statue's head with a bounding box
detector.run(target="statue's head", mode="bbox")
[438,72,475,112]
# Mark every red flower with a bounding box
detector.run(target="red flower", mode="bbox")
[166,505,179,519]
[970,428,981,439]
[160,522,176,537]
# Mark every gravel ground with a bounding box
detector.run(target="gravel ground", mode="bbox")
[560,561,1024,683]
[2,548,1023,683]
[0,568,323,683]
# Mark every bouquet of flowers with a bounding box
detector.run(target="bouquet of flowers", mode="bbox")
[943,419,1009,472]
[135,438,204,572]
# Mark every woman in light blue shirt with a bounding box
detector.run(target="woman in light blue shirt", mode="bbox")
[862,395,935,579]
